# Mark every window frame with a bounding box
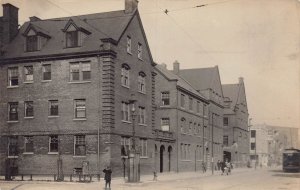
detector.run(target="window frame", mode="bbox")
[24,65,34,82]
[24,136,34,153]
[49,135,58,153]
[121,102,130,122]
[24,101,34,118]
[74,135,86,156]
[138,106,146,125]
[74,99,86,119]
[138,74,146,93]
[66,30,79,48]
[8,136,18,158]
[161,117,170,131]
[121,66,130,88]
[223,117,229,126]
[26,35,38,52]
[8,67,19,87]
[140,139,148,157]
[137,43,142,60]
[70,61,91,82]
[8,102,18,121]
[49,100,59,116]
[127,36,132,54]
[42,64,51,81]
[180,94,185,108]
[161,91,170,106]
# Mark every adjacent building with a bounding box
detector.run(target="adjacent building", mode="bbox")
[172,63,224,169]
[154,63,209,173]
[250,124,299,167]
[222,78,249,167]
[0,0,157,177]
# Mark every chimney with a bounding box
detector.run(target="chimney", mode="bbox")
[125,0,138,14]
[160,63,167,69]
[2,3,19,44]
[173,60,180,75]
[239,77,244,84]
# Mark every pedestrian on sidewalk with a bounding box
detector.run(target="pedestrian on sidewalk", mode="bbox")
[103,166,112,190]
[217,160,221,171]
[221,161,225,175]
[202,162,206,173]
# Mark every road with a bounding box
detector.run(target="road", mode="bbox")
[0,168,299,190]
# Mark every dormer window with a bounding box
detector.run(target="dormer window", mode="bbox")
[66,30,78,48]
[63,20,91,49]
[23,25,51,52]
[26,35,38,52]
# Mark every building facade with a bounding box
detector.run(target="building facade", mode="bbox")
[0,0,157,177]
[250,124,299,167]
[222,78,249,167]
[172,63,224,170]
[154,64,209,173]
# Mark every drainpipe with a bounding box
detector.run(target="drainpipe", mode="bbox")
[176,89,179,173]
[97,55,101,174]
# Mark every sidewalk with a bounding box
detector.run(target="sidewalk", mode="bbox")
[110,167,252,186]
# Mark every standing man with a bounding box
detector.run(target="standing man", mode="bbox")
[103,166,112,189]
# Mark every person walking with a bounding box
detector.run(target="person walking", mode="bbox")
[202,162,206,173]
[217,160,221,171]
[103,166,112,189]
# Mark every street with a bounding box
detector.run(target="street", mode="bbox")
[0,168,299,190]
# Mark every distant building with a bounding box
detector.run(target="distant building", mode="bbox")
[222,78,249,167]
[172,63,224,169]
[154,63,209,172]
[0,0,157,177]
[250,124,299,167]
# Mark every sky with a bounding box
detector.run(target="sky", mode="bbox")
[1,0,300,130]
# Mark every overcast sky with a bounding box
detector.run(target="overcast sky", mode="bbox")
[1,0,300,130]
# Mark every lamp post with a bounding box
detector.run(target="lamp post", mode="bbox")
[127,97,140,182]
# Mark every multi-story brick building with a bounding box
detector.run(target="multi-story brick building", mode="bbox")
[0,0,157,177]
[154,63,209,173]
[222,78,249,167]
[171,63,224,170]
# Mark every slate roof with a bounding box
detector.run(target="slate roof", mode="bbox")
[1,10,135,59]
[155,64,207,101]
[177,67,216,91]
[222,84,239,109]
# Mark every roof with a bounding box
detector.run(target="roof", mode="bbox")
[155,64,207,101]
[222,83,239,111]
[1,10,135,59]
[177,67,216,91]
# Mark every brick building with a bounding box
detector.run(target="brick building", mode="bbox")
[0,0,157,177]
[222,78,249,167]
[171,63,224,170]
[154,63,209,173]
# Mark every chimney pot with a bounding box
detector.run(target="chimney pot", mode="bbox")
[239,77,244,84]
[29,16,42,22]
[173,60,180,75]
[125,0,138,14]
[160,63,167,69]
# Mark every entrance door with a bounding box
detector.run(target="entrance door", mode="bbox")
[160,145,165,173]
[224,151,231,162]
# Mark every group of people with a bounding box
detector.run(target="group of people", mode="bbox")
[217,160,233,175]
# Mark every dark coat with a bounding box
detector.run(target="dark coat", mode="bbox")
[103,168,112,181]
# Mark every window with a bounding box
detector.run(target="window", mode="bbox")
[8,67,19,86]
[189,122,192,134]
[251,130,256,138]
[49,100,58,116]
[223,117,229,126]
[122,102,130,121]
[138,43,142,59]
[251,142,256,150]
[127,36,131,53]
[181,118,186,134]
[24,136,34,153]
[42,64,51,80]
[140,139,147,157]
[161,118,170,131]
[138,107,146,124]
[121,137,132,156]
[70,63,80,81]
[74,135,86,156]
[24,101,34,118]
[223,135,228,146]
[8,102,18,121]
[74,99,86,119]
[49,135,58,153]
[161,91,170,106]
[66,31,78,48]
[24,66,33,82]
[181,94,185,108]
[70,62,91,82]
[82,62,91,80]
[138,74,146,93]
[194,123,197,134]
[26,35,38,52]
[189,97,193,111]
[8,136,18,157]
[121,66,130,87]
[196,101,200,113]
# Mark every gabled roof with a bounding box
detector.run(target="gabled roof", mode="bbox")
[1,10,135,59]
[222,84,239,110]
[155,64,207,102]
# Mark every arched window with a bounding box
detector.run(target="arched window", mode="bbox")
[121,64,130,87]
[138,72,146,93]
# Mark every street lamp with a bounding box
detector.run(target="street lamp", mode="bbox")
[127,95,140,182]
